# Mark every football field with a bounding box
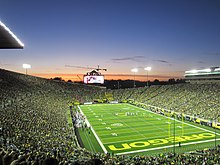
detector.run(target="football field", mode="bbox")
[79,103,220,155]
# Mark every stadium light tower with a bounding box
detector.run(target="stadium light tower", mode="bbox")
[144,66,151,86]
[22,64,31,75]
[131,68,138,88]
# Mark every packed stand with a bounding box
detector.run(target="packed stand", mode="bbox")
[0,69,105,164]
[1,68,220,164]
[111,82,220,122]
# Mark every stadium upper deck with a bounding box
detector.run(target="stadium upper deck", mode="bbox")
[184,67,220,80]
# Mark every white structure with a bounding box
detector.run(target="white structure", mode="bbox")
[22,64,31,74]
[0,21,24,48]
[144,66,152,86]
[131,68,138,88]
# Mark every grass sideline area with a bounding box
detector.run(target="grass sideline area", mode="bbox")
[78,103,220,155]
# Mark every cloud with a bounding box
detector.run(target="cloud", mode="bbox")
[153,59,169,63]
[153,59,173,66]
[111,56,145,63]
[198,61,206,64]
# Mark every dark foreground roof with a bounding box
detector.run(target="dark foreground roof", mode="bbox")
[0,21,24,49]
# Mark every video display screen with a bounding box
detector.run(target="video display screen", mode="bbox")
[83,75,104,84]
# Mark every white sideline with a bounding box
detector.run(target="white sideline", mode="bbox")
[78,106,108,154]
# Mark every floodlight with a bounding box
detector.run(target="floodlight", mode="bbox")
[22,64,31,74]
[131,68,138,88]
[186,68,211,74]
[23,64,31,69]
[144,66,152,86]
[189,70,198,74]
[144,66,152,71]
[215,68,220,71]
[131,68,138,73]
[202,68,211,72]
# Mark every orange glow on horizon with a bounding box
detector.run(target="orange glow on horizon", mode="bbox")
[33,73,181,82]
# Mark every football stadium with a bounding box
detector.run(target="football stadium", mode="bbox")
[1,9,220,164]
[1,67,220,164]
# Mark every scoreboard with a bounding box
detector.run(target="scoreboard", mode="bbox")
[83,75,104,84]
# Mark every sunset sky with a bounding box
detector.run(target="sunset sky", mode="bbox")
[0,0,220,81]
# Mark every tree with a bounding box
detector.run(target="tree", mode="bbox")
[53,77,63,81]
[168,78,176,84]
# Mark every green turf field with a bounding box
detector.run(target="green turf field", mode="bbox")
[79,103,220,155]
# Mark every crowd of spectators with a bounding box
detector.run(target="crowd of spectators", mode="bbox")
[1,68,220,164]
[0,69,105,164]
[111,82,220,122]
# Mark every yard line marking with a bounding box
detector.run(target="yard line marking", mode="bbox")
[80,103,220,155]
[89,104,149,139]
[129,104,220,136]
[110,111,149,139]
[126,109,168,135]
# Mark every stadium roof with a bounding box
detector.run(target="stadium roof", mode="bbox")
[0,21,24,49]
[184,67,220,80]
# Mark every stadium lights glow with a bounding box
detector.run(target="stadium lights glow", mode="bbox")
[131,68,138,88]
[23,64,31,74]
[144,66,152,86]
[188,70,198,74]
[185,68,211,74]
[131,68,138,73]
[23,64,31,69]
[144,66,152,71]
[214,68,220,71]
[0,21,24,47]
[202,68,211,72]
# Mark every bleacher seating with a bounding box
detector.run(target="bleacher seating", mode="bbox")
[1,68,220,164]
